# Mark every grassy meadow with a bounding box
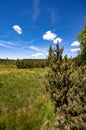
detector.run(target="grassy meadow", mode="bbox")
[0,67,55,130]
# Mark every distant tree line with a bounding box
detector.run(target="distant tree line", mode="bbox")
[16,59,47,68]
[0,59,16,67]
[0,59,47,68]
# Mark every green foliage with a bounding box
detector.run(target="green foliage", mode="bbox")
[0,59,16,68]
[48,45,53,58]
[0,59,47,69]
[0,68,55,130]
[16,59,46,69]
[46,42,86,129]
[77,24,86,64]
[48,45,53,60]
[47,45,53,66]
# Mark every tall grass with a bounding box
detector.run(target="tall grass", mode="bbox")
[0,68,55,130]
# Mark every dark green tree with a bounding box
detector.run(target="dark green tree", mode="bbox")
[47,45,53,66]
[48,44,53,59]
[77,24,86,64]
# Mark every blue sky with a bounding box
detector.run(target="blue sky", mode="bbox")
[0,0,86,59]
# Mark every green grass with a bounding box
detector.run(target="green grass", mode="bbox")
[0,68,55,130]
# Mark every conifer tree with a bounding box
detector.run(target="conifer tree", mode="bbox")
[47,45,53,66]
[46,41,86,129]
[77,24,86,64]
[48,44,53,59]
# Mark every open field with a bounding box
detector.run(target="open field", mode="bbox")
[0,68,54,130]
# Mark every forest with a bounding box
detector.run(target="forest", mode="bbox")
[0,25,86,130]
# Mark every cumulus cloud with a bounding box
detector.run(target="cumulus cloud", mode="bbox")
[71,41,80,46]
[53,37,62,44]
[32,52,44,57]
[28,45,40,51]
[13,25,22,34]
[71,48,81,52]
[43,31,57,41]
[43,31,62,45]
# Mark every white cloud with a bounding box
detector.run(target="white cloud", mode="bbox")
[33,0,40,20]
[48,8,56,24]
[43,31,57,41]
[32,52,44,57]
[53,37,62,44]
[30,47,48,58]
[13,25,22,34]
[71,41,80,46]
[0,43,8,47]
[28,39,36,44]
[42,31,62,45]
[0,40,14,45]
[71,48,81,52]
[0,40,14,48]
[28,45,40,51]
[51,11,56,24]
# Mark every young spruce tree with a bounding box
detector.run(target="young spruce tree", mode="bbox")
[46,41,86,130]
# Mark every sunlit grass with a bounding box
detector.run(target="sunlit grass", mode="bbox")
[0,68,55,130]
